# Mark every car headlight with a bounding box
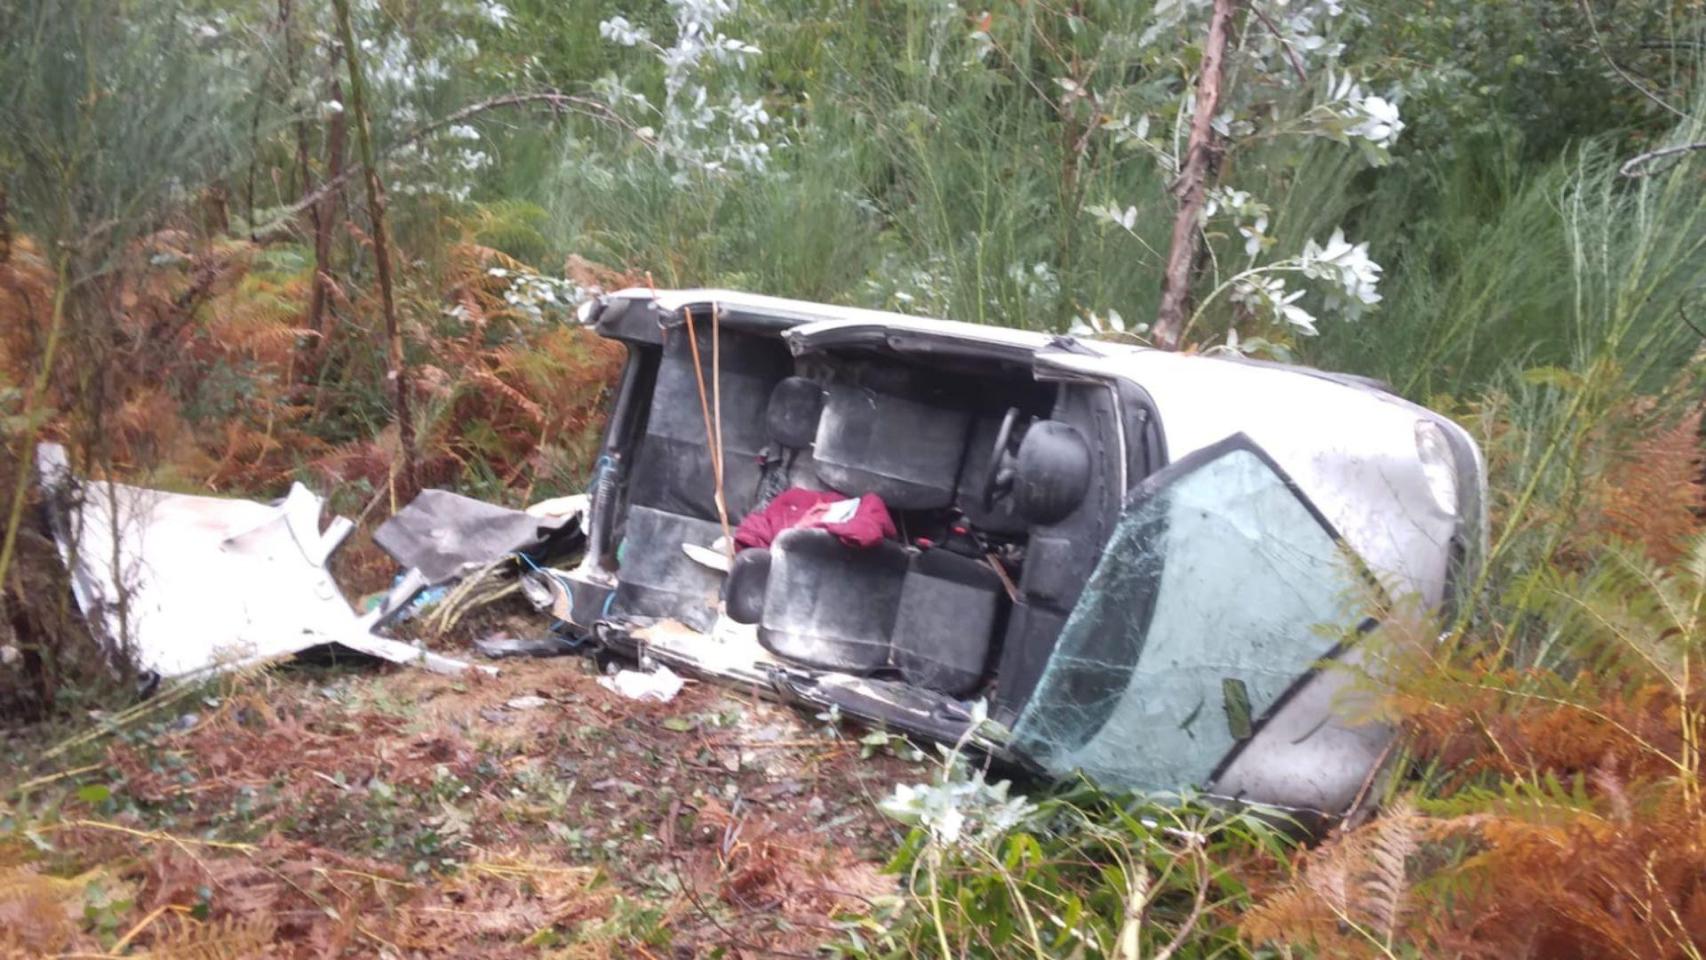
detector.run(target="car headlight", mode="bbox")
[1415,420,1459,517]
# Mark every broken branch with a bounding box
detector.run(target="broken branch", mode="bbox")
[1619,141,1706,178]
[1249,3,1307,84]
[1578,0,1688,121]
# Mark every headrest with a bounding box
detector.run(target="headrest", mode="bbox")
[1014,420,1092,525]
[766,376,825,449]
[723,548,771,625]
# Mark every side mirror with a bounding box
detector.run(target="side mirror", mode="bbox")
[724,548,772,624]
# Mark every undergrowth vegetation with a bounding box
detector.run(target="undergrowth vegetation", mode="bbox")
[2,0,1705,956]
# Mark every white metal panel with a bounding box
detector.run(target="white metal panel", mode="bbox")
[1038,349,1463,604]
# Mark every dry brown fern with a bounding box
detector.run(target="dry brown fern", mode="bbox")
[1311,531,1706,959]
[1592,407,1705,564]
[1242,798,1425,956]
[135,913,277,959]
[0,864,126,955]
[0,870,77,955]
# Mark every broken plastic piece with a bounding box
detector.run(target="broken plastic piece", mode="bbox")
[597,664,686,703]
[374,489,584,585]
[474,632,583,659]
[682,537,732,573]
[525,493,589,520]
[35,444,483,680]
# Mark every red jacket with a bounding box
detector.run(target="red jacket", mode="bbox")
[733,488,896,550]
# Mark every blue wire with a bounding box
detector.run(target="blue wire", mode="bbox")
[517,549,615,625]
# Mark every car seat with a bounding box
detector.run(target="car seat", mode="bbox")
[811,364,971,510]
[890,547,1006,696]
[755,528,910,672]
[627,326,790,521]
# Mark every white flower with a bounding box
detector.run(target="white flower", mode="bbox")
[879,774,1032,847]
[1321,71,1405,151]
[478,2,511,27]
[718,35,761,58]
[1207,187,1272,257]
[727,95,769,137]
[1070,308,1147,338]
[1347,95,1403,148]
[317,100,345,120]
[1089,202,1139,232]
[1233,273,1319,335]
[446,124,480,141]
[1300,227,1383,317]
[1204,187,1250,218]
[1239,216,1269,257]
[599,15,651,47]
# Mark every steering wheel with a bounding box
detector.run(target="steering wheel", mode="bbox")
[981,406,1024,512]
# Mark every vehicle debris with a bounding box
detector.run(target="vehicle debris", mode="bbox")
[597,663,686,703]
[473,631,582,659]
[374,488,584,585]
[35,443,482,680]
[367,489,587,628]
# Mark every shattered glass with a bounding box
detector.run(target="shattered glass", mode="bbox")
[1010,444,1370,792]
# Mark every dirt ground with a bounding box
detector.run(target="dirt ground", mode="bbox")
[1,630,926,958]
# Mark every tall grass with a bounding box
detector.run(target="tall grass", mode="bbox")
[1314,126,1705,402]
[862,78,1706,960]
[535,0,1272,330]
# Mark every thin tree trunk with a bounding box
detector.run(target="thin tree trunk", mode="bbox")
[307,79,342,337]
[303,79,346,413]
[283,0,324,381]
[282,0,304,190]
[305,76,345,356]
[1153,0,1239,350]
[0,184,10,264]
[0,258,70,593]
[205,182,231,234]
[0,183,10,264]
[244,52,275,237]
[331,0,416,494]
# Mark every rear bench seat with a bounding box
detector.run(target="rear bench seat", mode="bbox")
[613,327,792,630]
[755,530,1005,697]
[615,342,1009,695]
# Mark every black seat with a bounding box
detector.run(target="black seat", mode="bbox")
[628,327,791,521]
[615,328,793,630]
[610,505,726,632]
[810,365,971,510]
[891,548,1005,696]
[757,528,909,672]
[751,376,827,507]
